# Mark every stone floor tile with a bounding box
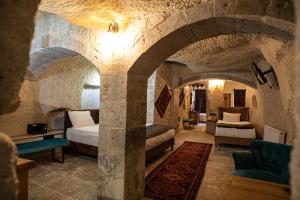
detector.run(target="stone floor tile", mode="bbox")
[30,170,62,185]
[70,184,97,200]
[28,181,41,192]
[29,186,69,200]
[46,175,84,197]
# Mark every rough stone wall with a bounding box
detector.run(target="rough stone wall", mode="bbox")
[291,1,300,199]
[258,38,295,143]
[0,133,18,200]
[153,64,173,126]
[0,0,40,114]
[0,1,40,199]
[0,80,42,136]
[36,56,100,113]
[256,85,287,137]
[0,56,99,136]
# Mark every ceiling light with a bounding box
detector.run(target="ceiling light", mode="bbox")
[108,20,119,33]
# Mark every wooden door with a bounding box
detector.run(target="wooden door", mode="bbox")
[234,89,246,107]
[223,93,231,107]
[194,89,206,113]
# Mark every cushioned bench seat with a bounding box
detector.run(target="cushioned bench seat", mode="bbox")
[17,138,70,163]
[233,169,282,184]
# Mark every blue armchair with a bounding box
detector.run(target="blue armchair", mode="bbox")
[232,140,291,185]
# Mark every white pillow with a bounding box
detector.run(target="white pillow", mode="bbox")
[68,111,95,128]
[223,112,241,122]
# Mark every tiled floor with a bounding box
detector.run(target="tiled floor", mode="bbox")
[28,125,245,200]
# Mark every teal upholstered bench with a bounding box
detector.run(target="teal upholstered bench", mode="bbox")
[183,118,195,128]
[17,138,70,163]
[232,140,291,185]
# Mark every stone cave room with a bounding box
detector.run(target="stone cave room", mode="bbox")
[1,1,300,200]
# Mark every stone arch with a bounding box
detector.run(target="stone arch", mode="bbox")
[27,47,100,113]
[27,47,79,79]
[127,15,295,128]
[129,16,294,77]
[31,11,103,70]
[124,14,296,199]
[177,73,256,89]
[27,47,100,79]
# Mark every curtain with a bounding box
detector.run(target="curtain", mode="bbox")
[234,89,246,107]
[194,89,206,113]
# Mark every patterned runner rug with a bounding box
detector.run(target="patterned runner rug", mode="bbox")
[145,141,212,200]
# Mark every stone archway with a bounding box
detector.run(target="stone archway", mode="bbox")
[28,47,79,79]
[0,1,298,200]
[178,73,257,89]
[124,14,295,200]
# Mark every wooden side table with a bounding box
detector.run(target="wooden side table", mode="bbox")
[16,158,35,200]
[11,129,64,144]
[206,116,218,134]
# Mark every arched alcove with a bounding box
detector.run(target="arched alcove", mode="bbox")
[0,47,100,135]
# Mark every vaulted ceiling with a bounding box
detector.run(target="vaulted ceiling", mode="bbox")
[168,34,263,73]
[39,0,202,29]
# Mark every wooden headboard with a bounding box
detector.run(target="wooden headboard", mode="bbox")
[64,109,99,134]
[218,107,249,121]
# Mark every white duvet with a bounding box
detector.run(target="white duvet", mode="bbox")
[66,124,175,150]
[216,120,256,139]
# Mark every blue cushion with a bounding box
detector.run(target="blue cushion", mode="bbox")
[250,140,291,176]
[232,140,292,185]
[233,169,281,184]
[232,151,255,170]
[17,138,70,155]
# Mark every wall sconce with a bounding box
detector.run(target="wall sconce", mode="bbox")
[108,20,119,33]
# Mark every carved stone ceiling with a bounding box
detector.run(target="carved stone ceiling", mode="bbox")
[168,34,264,73]
[39,0,202,29]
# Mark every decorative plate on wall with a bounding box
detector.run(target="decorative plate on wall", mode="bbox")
[155,85,171,118]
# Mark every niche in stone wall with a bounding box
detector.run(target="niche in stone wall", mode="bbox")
[252,94,258,108]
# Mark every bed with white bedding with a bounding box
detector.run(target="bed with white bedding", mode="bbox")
[215,107,256,148]
[66,124,175,151]
[66,124,99,147]
[216,120,256,139]
[64,109,175,162]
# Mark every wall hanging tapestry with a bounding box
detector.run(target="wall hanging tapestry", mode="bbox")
[179,89,184,106]
[155,85,171,118]
[145,141,212,200]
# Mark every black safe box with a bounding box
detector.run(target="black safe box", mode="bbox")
[27,123,47,134]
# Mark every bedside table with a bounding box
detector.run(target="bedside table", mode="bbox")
[205,116,218,134]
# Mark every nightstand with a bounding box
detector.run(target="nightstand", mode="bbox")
[205,116,218,134]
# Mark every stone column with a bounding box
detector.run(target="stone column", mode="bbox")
[0,133,18,200]
[98,72,146,200]
[169,88,175,128]
[291,1,300,199]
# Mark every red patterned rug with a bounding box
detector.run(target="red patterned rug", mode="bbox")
[145,141,212,200]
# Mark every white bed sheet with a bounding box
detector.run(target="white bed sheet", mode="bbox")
[216,120,256,139]
[67,124,176,150]
[66,124,99,147]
